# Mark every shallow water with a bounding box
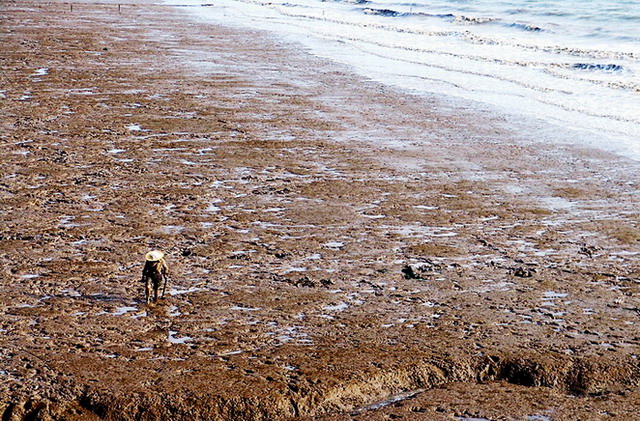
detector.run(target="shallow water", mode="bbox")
[170,0,640,159]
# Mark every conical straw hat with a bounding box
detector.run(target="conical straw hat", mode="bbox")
[145,250,165,261]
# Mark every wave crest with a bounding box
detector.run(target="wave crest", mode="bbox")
[572,63,624,72]
[454,15,496,25]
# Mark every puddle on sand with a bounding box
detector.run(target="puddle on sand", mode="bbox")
[111,306,137,316]
[219,350,243,356]
[32,68,49,76]
[543,291,568,299]
[475,280,514,293]
[206,201,222,212]
[161,225,185,234]
[541,291,568,306]
[455,418,492,421]
[323,302,349,312]
[355,389,424,413]
[180,159,199,166]
[168,330,193,344]
[168,286,203,296]
[323,241,344,249]
[58,215,81,228]
[282,267,307,274]
[136,347,153,352]
[231,306,261,311]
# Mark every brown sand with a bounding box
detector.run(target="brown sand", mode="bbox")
[1,1,640,419]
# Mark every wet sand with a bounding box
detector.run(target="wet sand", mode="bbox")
[1,1,640,419]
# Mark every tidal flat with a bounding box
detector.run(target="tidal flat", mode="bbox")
[1,1,640,419]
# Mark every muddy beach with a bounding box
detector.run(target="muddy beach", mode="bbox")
[1,1,640,419]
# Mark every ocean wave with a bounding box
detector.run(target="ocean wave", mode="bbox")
[572,63,624,72]
[260,0,639,62]
[362,8,404,17]
[359,6,541,34]
[509,22,543,32]
[265,3,638,62]
[461,32,639,60]
[544,67,640,92]
[291,25,640,97]
[349,6,458,21]
[453,15,496,25]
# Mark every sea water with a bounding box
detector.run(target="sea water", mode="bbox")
[169,0,640,158]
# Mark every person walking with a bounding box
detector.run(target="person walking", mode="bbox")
[141,250,169,304]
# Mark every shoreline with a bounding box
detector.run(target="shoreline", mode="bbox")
[173,0,640,160]
[2,1,640,419]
